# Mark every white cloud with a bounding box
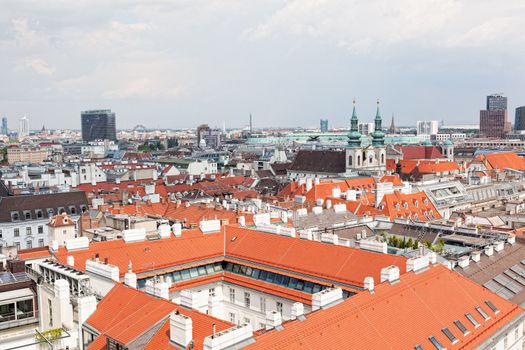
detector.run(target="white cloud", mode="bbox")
[24,58,55,75]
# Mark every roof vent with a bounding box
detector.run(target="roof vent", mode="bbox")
[380,265,400,284]
[290,302,305,320]
[265,311,283,330]
[312,287,343,310]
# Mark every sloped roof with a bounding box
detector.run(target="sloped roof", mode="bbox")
[86,283,233,349]
[245,265,524,350]
[481,152,525,171]
[225,226,407,289]
[401,145,443,160]
[289,150,346,174]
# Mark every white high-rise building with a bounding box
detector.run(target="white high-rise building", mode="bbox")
[18,116,29,138]
[358,122,374,136]
[416,120,438,135]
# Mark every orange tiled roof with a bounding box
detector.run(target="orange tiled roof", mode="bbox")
[47,213,75,227]
[476,152,525,171]
[245,265,524,350]
[54,231,224,277]
[18,246,51,261]
[86,283,233,349]
[379,174,403,186]
[225,226,406,288]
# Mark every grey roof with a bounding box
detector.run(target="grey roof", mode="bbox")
[289,150,346,174]
[0,191,88,223]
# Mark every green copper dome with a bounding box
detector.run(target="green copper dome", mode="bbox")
[443,139,453,146]
[422,139,433,146]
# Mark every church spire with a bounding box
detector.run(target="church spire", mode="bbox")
[347,98,362,148]
[371,99,385,146]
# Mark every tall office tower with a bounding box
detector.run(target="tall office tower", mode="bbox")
[320,119,328,132]
[18,116,29,137]
[486,93,507,111]
[1,117,7,135]
[515,106,525,131]
[416,121,439,135]
[480,94,510,138]
[81,109,117,142]
[358,122,374,135]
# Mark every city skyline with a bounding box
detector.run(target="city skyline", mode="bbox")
[1,1,525,129]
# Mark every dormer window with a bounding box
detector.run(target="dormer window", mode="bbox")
[24,211,32,220]
[69,206,77,215]
[80,205,87,213]
[35,210,43,219]
[47,208,54,217]
[403,202,408,209]
[414,200,419,207]
[11,212,20,221]
[58,207,66,214]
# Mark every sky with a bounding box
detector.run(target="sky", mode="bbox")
[1,0,525,130]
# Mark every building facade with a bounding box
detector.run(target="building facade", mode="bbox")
[1,117,7,135]
[81,110,117,142]
[6,145,49,164]
[320,119,328,133]
[487,93,508,110]
[416,120,439,135]
[18,116,29,138]
[480,109,511,138]
[197,124,221,148]
[515,106,525,131]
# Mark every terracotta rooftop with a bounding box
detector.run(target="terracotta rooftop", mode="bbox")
[246,265,524,350]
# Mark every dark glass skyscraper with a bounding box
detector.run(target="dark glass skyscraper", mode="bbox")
[515,106,525,131]
[486,93,507,111]
[1,117,7,135]
[81,109,117,142]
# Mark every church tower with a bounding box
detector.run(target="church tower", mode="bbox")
[346,99,363,170]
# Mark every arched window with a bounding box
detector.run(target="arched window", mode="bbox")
[357,155,361,166]
[348,155,353,166]
[381,153,385,164]
[369,156,373,164]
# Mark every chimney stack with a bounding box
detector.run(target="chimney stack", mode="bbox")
[364,276,374,293]
[170,311,193,348]
[265,311,282,330]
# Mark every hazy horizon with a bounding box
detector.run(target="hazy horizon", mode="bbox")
[1,1,525,130]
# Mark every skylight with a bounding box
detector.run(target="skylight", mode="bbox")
[428,336,445,350]
[475,306,491,321]
[442,327,458,344]
[453,320,470,336]
[465,312,480,328]
[485,300,500,314]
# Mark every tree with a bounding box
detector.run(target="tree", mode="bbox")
[407,238,413,249]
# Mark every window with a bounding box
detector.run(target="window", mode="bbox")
[26,241,32,249]
[475,306,490,320]
[465,313,480,328]
[244,317,251,325]
[428,336,445,350]
[515,327,519,341]
[48,299,53,327]
[37,225,43,234]
[357,155,361,166]
[26,227,32,236]
[47,208,54,217]
[453,320,469,336]
[259,323,265,330]
[485,300,500,314]
[244,292,251,308]
[209,288,215,297]
[229,288,235,303]
[504,333,508,348]
[15,242,20,250]
[69,206,77,215]
[11,212,19,221]
[381,153,385,164]
[276,302,283,315]
[442,327,458,344]
[348,156,353,166]
[229,312,236,324]
[24,211,31,220]
[0,229,2,238]
[14,228,20,237]
[260,297,266,313]
[38,239,44,247]
[35,210,43,219]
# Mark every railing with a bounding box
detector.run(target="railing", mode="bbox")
[0,310,39,330]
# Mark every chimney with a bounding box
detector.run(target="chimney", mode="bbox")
[471,250,481,262]
[290,302,304,319]
[170,311,193,348]
[364,276,374,293]
[458,256,470,269]
[145,279,170,299]
[66,256,75,267]
[484,245,494,256]
[508,234,516,245]
[172,223,182,237]
[314,177,320,185]
[494,241,504,252]
[305,178,313,192]
[326,199,332,209]
[312,287,343,311]
[265,311,282,330]
[124,261,137,288]
[380,265,400,284]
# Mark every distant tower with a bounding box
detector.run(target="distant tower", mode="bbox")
[442,139,454,160]
[1,117,7,135]
[371,100,385,146]
[388,114,396,134]
[347,99,362,149]
[249,114,253,134]
[18,116,29,138]
[320,119,328,133]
